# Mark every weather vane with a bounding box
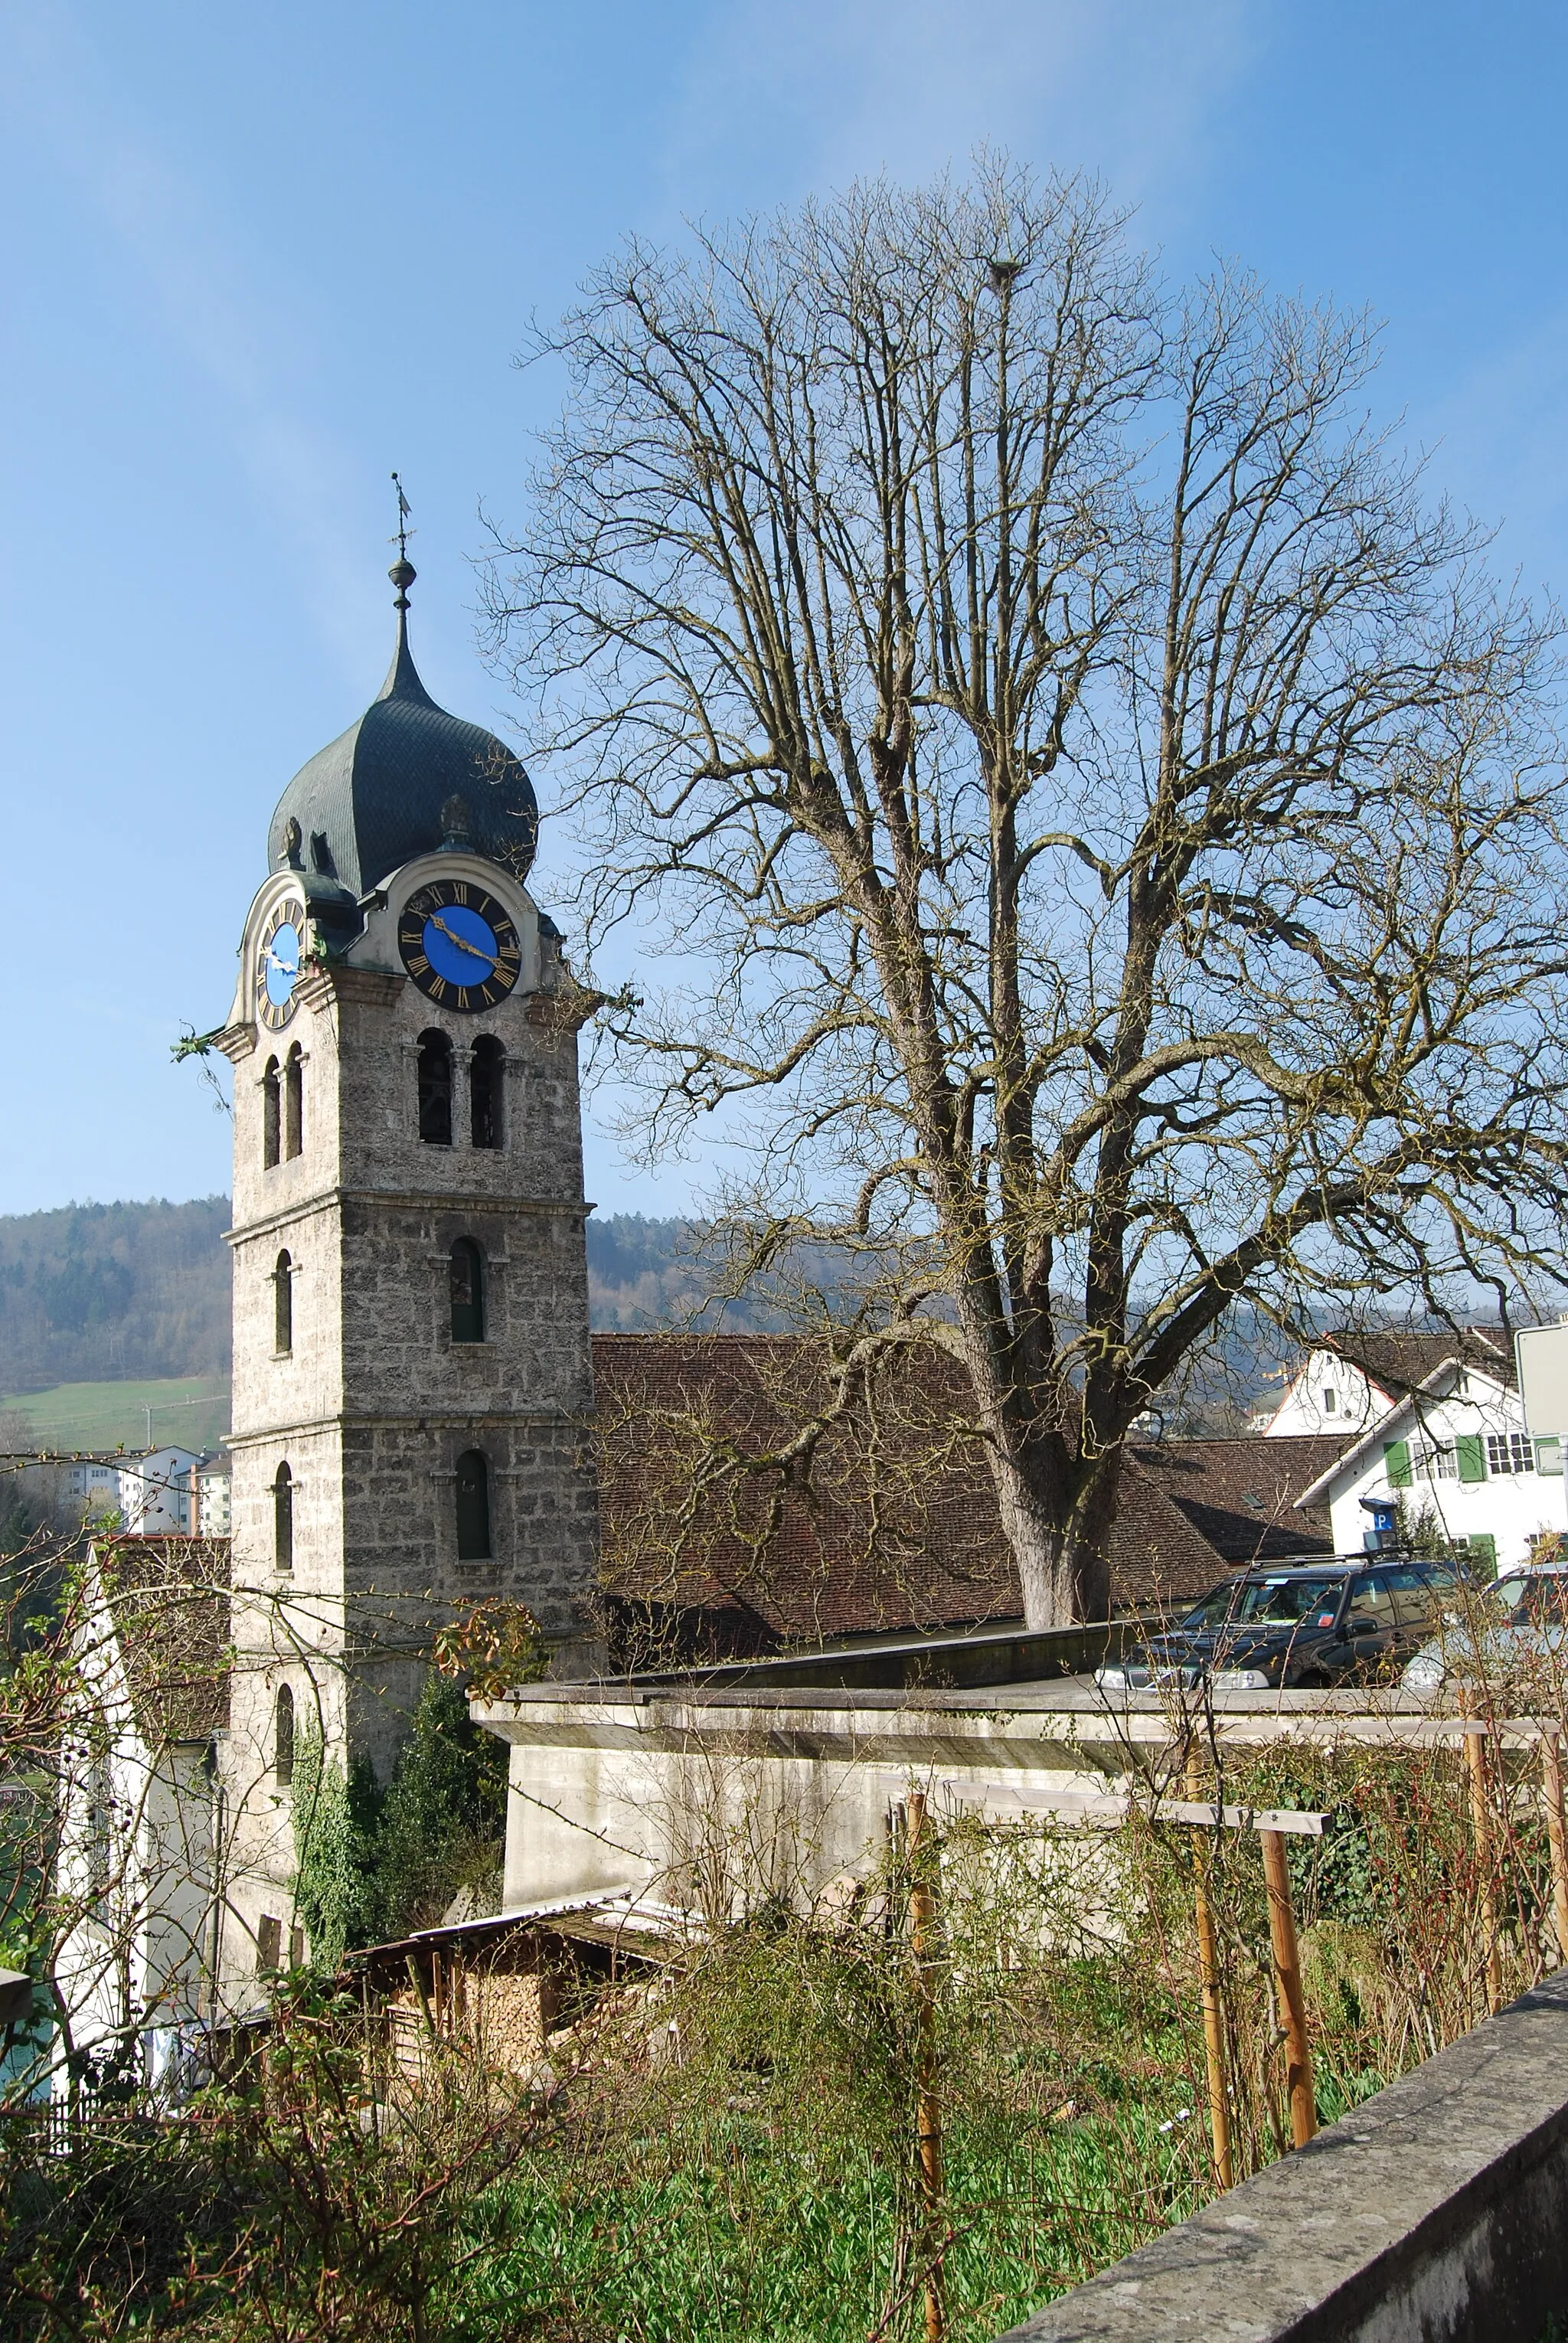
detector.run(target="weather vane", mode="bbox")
[390,472,414,561]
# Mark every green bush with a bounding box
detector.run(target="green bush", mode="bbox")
[293,1674,511,1965]
[374,1675,508,1937]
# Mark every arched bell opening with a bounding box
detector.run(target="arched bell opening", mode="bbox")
[455,1449,492,1560]
[449,1239,485,1343]
[417,1029,453,1145]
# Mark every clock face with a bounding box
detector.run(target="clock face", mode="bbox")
[256,900,304,1031]
[397,878,521,1011]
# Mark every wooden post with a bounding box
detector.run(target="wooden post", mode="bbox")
[1184,1755,1234,2188]
[1542,1734,1568,1969]
[906,1790,946,2343]
[932,1775,1334,2175]
[1259,1828,1316,2148]
[1462,1707,1504,2015]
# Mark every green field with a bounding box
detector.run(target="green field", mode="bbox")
[0,1377,231,1456]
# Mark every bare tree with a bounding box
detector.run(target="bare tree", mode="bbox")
[485,159,1568,1627]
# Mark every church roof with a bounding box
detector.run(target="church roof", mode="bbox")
[589,1335,1318,1667]
[266,565,537,897]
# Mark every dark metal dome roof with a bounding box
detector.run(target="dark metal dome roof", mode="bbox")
[267,585,537,896]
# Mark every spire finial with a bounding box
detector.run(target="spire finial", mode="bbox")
[388,472,416,607]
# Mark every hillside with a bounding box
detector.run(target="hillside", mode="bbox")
[0,1198,1285,1430]
[0,1198,231,1393]
[0,1376,233,1455]
[0,1199,763,1396]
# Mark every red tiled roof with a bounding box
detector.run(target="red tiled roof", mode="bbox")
[89,1535,231,1741]
[1128,1436,1338,1566]
[591,1334,1012,1656]
[589,1336,1312,1660]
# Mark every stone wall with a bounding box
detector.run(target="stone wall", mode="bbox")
[215,851,600,1997]
[997,1968,1568,2343]
[476,1675,1532,1921]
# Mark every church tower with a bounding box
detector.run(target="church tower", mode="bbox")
[213,554,599,1986]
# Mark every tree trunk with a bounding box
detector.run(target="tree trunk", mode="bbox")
[985,1441,1118,1630]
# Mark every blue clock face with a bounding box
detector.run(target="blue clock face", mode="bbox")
[397,880,521,1011]
[424,900,497,984]
[256,902,303,1031]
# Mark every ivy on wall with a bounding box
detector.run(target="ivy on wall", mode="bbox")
[290,1674,514,1966]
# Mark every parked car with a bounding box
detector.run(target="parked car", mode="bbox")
[1400,1561,1568,1694]
[1096,1559,1461,1694]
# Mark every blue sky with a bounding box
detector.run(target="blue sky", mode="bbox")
[3,0,1566,1218]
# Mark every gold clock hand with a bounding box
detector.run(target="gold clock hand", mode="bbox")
[427,911,497,969]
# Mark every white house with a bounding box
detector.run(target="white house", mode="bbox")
[1293,1353,1564,1574]
[115,1447,201,1537]
[1262,1326,1514,1439]
[189,1453,231,1537]
[64,1460,122,1521]
[54,1537,229,2100]
[64,1449,231,1538]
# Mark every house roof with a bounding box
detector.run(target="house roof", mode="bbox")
[89,1536,230,1743]
[1128,1436,1340,1565]
[348,1889,682,1973]
[590,1336,1330,1656]
[1313,1325,1514,1398]
[591,1334,1018,1652]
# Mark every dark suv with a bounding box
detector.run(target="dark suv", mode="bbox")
[1095,1559,1459,1694]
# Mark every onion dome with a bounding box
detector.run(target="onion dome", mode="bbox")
[267,560,537,899]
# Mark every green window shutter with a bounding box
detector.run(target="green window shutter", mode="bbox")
[1455,1433,1486,1484]
[1383,1439,1412,1489]
[1467,1534,1498,1577]
[1537,1437,1564,1478]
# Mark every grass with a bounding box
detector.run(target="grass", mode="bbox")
[422,1941,1233,2343]
[0,1376,231,1456]
[446,2109,1208,2342]
[0,1737,1517,2340]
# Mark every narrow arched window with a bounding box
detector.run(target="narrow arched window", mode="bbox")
[275,1683,295,1785]
[470,1036,504,1149]
[417,1030,452,1145]
[455,1449,491,1560]
[284,1044,303,1159]
[263,1057,281,1169]
[273,1461,293,1571]
[449,1240,485,1343]
[273,1250,293,1354]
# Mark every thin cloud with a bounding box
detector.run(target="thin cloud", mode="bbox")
[663,0,1259,216]
[0,3,374,685]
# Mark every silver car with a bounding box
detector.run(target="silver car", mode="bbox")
[1400,1560,1568,1693]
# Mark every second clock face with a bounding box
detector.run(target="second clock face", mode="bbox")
[256,899,304,1031]
[397,879,521,1011]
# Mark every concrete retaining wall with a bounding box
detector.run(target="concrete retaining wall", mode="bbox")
[999,1969,1568,2343]
[476,1678,1502,1917]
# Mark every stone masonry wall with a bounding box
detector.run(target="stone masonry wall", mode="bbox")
[217,854,600,1990]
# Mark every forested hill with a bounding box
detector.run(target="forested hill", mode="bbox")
[0,1198,232,1391]
[0,1200,737,1390]
[0,1197,1294,1420]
